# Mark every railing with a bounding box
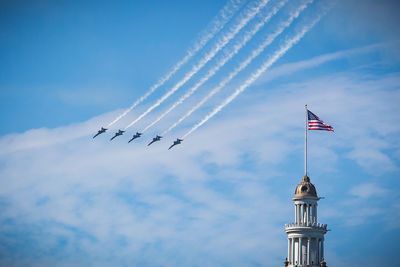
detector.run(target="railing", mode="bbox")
[285,222,327,230]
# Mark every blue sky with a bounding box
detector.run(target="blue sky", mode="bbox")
[0,0,399,266]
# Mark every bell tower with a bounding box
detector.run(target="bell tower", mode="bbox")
[284,175,328,267]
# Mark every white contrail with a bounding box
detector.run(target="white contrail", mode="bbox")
[182,4,331,139]
[164,0,312,136]
[142,0,289,133]
[105,0,244,128]
[124,0,271,130]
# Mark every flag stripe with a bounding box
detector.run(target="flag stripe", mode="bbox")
[309,128,334,131]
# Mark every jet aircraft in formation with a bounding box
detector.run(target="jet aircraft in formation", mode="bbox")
[147,135,162,146]
[93,127,107,138]
[168,138,183,150]
[128,132,142,143]
[93,130,183,150]
[110,130,125,141]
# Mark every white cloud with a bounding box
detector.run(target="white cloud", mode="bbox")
[349,183,387,199]
[0,51,399,265]
[255,42,394,85]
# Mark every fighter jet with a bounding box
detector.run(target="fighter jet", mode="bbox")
[93,127,107,138]
[128,132,142,143]
[110,130,125,141]
[168,138,183,150]
[147,135,162,146]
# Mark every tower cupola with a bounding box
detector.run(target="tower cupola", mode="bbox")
[294,175,318,199]
[284,176,328,267]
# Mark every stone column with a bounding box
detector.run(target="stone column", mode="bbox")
[317,239,320,264]
[319,239,322,263]
[306,204,309,224]
[305,204,308,225]
[292,238,295,264]
[312,204,315,223]
[299,204,301,224]
[321,239,324,260]
[299,237,302,265]
[297,204,300,224]
[307,238,310,265]
[306,205,309,224]
[296,204,299,224]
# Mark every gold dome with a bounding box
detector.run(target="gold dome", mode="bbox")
[294,175,318,198]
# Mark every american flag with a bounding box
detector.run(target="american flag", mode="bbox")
[308,110,334,131]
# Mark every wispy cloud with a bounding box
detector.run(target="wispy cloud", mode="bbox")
[349,183,387,199]
[0,52,399,265]
[256,41,397,85]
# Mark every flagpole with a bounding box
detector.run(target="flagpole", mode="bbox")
[305,104,308,177]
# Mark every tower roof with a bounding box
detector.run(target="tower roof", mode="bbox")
[293,175,318,199]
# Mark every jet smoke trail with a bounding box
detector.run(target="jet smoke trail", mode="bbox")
[142,0,288,133]
[164,0,312,135]
[105,0,244,128]
[182,4,332,139]
[124,0,271,130]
